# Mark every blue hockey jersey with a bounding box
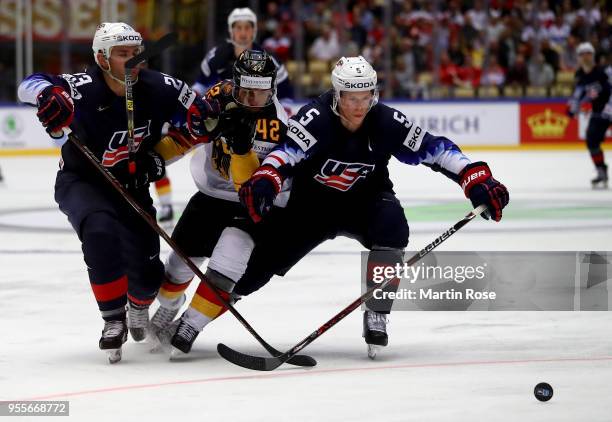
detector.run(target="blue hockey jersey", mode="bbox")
[262,90,471,200]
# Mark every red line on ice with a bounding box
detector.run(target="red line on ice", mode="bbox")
[20,355,612,401]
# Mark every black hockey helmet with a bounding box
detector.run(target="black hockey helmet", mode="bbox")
[232,49,277,108]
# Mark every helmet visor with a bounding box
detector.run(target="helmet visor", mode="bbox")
[233,86,274,108]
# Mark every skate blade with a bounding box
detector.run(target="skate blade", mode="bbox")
[169,346,186,360]
[367,344,380,360]
[592,183,609,190]
[106,348,122,364]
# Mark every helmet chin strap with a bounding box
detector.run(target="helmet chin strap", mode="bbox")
[100,58,139,87]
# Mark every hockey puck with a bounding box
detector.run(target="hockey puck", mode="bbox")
[534,382,553,402]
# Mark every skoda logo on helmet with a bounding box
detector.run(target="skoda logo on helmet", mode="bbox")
[344,81,375,89]
[117,35,142,42]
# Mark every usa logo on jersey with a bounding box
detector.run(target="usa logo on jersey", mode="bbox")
[314,159,375,191]
[102,121,151,167]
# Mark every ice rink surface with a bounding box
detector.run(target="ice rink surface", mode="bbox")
[1,150,611,421]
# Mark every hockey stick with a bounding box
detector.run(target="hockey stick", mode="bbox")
[66,129,316,367]
[217,204,488,371]
[124,32,177,189]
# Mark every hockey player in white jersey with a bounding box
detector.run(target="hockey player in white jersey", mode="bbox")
[149,49,291,355]
[237,56,510,358]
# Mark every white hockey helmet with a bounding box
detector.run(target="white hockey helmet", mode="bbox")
[331,56,379,113]
[92,22,143,67]
[227,8,257,45]
[577,42,595,55]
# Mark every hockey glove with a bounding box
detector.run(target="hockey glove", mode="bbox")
[239,165,283,223]
[459,161,509,222]
[187,96,221,139]
[219,106,257,155]
[36,85,74,137]
[128,150,166,190]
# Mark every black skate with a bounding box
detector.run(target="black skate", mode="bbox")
[170,318,200,357]
[99,320,128,364]
[127,301,149,342]
[363,311,388,359]
[158,204,174,223]
[591,165,608,189]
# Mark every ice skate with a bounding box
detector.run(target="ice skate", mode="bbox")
[170,317,200,358]
[591,165,608,189]
[150,294,186,334]
[127,301,149,342]
[99,320,128,364]
[149,295,186,352]
[363,311,388,359]
[158,204,174,227]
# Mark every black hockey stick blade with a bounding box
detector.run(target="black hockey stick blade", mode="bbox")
[217,344,316,369]
[217,205,487,371]
[125,32,178,70]
[218,343,287,371]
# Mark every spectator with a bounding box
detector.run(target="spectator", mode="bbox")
[505,53,529,88]
[561,0,578,27]
[561,35,580,70]
[577,0,601,28]
[448,38,465,66]
[439,51,463,86]
[486,14,507,44]
[480,56,506,87]
[548,14,571,50]
[528,53,555,87]
[308,25,340,62]
[541,39,561,73]
[459,54,482,88]
[263,26,292,62]
[521,20,549,43]
[466,0,488,32]
[536,2,556,28]
[394,56,420,98]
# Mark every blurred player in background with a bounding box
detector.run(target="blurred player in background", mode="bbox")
[567,42,611,189]
[192,7,294,108]
[17,22,219,363]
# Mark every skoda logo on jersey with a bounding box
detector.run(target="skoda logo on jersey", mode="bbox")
[102,120,151,167]
[314,159,375,192]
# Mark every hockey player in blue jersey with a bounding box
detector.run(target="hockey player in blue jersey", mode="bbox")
[192,7,294,106]
[236,56,509,358]
[18,22,219,363]
[567,42,612,189]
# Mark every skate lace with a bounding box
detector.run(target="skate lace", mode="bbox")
[128,304,149,328]
[176,320,199,341]
[151,305,179,328]
[103,320,125,338]
[366,311,388,332]
[150,295,185,329]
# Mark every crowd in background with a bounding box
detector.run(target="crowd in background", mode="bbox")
[2,0,611,101]
[257,0,611,98]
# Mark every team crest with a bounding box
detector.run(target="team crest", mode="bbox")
[102,120,151,167]
[314,159,375,191]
